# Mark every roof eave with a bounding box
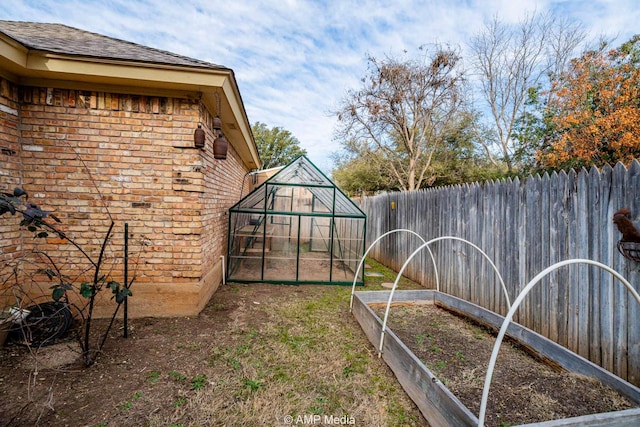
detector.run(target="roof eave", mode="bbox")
[0,35,260,169]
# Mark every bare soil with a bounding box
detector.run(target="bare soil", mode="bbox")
[0,283,427,427]
[1,271,633,427]
[373,302,636,426]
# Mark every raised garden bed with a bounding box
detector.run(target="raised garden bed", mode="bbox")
[352,289,640,427]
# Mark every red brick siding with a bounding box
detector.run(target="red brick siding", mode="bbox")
[1,84,251,316]
[0,78,22,269]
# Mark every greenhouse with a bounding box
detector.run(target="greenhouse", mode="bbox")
[227,155,366,285]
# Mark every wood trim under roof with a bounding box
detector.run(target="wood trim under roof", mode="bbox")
[0,22,260,170]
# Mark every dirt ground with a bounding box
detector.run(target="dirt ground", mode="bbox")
[0,283,427,427]
[2,275,635,427]
[374,302,636,426]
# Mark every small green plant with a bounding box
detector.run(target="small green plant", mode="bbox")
[146,370,160,384]
[342,352,368,378]
[434,360,447,370]
[172,396,187,408]
[243,379,264,393]
[227,357,241,370]
[429,320,442,328]
[455,350,465,360]
[191,374,207,390]
[208,346,230,361]
[309,396,327,414]
[273,366,290,381]
[472,326,485,340]
[431,345,442,353]
[342,365,357,377]
[416,333,431,345]
[168,370,187,381]
[118,392,141,410]
[236,343,250,354]
[386,400,419,426]
[209,302,225,311]
[176,342,201,351]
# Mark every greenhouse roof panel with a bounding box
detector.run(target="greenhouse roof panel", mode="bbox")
[308,186,364,215]
[268,156,332,186]
[230,155,365,217]
[235,187,265,210]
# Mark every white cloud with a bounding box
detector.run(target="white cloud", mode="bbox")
[2,0,639,171]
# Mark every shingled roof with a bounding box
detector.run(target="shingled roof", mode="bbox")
[0,20,262,169]
[0,20,225,70]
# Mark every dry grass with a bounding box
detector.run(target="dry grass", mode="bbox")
[0,259,428,426]
[147,284,427,427]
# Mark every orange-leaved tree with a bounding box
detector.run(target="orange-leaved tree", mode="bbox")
[538,35,640,169]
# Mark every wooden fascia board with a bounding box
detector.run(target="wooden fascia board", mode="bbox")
[222,77,260,169]
[0,45,260,169]
[25,53,229,88]
[0,33,28,79]
[0,33,28,66]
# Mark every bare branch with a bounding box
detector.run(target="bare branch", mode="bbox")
[469,12,584,173]
[334,47,465,190]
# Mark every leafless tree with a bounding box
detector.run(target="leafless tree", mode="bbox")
[334,47,465,191]
[469,13,584,173]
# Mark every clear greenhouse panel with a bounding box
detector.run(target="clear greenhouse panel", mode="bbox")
[227,156,366,285]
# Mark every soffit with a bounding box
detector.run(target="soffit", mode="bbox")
[0,21,260,169]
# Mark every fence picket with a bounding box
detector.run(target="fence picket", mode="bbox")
[588,166,602,366]
[626,160,640,384]
[599,164,614,373]
[540,173,551,339]
[576,169,590,359]
[612,163,629,380]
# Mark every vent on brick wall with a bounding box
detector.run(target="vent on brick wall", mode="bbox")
[1,148,16,156]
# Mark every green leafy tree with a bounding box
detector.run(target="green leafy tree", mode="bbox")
[252,122,307,169]
[331,151,396,196]
[429,111,508,186]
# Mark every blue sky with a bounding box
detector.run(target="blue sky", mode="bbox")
[2,0,639,171]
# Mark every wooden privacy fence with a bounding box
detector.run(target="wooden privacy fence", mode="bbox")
[360,160,640,386]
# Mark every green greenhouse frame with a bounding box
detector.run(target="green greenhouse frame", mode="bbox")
[227,155,366,285]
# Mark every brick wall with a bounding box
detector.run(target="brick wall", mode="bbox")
[1,84,251,317]
[0,78,22,274]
